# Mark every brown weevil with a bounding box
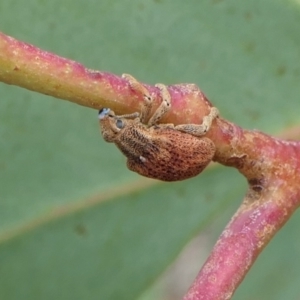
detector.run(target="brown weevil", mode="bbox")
[98,74,218,181]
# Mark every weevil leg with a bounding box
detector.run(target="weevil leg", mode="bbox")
[147,83,171,126]
[114,112,140,119]
[122,73,153,123]
[140,92,153,124]
[175,107,219,136]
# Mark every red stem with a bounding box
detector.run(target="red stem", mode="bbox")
[184,119,300,299]
[1,31,300,300]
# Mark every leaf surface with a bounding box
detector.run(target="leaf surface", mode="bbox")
[0,0,300,299]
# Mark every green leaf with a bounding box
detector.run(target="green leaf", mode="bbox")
[0,0,300,299]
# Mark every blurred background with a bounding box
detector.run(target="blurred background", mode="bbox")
[1,1,300,299]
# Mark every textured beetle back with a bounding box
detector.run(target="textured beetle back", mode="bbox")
[125,127,215,181]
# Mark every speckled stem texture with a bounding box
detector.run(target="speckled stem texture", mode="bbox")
[184,120,300,300]
[1,31,300,300]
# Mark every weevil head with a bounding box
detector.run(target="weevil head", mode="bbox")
[98,108,128,142]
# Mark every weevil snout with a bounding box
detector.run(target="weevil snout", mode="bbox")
[98,108,112,120]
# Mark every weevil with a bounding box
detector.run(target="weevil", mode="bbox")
[98,74,218,181]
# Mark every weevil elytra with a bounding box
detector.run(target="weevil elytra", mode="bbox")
[98,74,219,181]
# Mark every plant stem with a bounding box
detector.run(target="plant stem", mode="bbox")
[1,31,300,300]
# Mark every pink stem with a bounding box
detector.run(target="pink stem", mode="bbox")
[184,119,300,299]
[0,31,211,122]
[1,31,300,300]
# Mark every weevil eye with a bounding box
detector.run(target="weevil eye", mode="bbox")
[98,108,111,120]
[116,119,125,129]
